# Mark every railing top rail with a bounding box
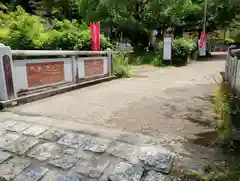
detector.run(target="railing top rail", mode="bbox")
[230,49,240,58]
[11,50,108,56]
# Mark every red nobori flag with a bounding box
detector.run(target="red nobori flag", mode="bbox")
[90,23,100,51]
[200,32,206,48]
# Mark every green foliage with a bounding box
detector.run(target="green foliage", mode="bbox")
[172,38,197,65]
[7,9,45,49]
[113,53,132,78]
[2,0,240,50]
[234,32,240,43]
[224,38,235,45]
[213,82,233,142]
[128,52,164,67]
[0,7,112,50]
[184,166,240,181]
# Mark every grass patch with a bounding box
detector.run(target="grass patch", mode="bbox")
[213,81,233,143]
[113,53,132,78]
[183,166,240,181]
[128,52,166,67]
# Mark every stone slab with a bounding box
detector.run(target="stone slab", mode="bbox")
[4,136,40,155]
[39,128,67,141]
[0,157,30,180]
[13,166,48,181]
[107,142,139,164]
[0,133,20,148]
[138,146,174,174]
[54,176,83,181]
[23,125,49,136]
[0,120,18,130]
[0,151,12,163]
[28,142,62,161]
[144,170,170,181]
[7,122,31,132]
[49,149,80,170]
[76,156,110,179]
[57,133,87,149]
[84,138,111,153]
[41,172,84,181]
[109,162,144,181]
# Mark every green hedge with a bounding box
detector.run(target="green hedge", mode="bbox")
[0,6,112,50]
[172,38,197,66]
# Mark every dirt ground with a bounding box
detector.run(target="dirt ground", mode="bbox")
[5,60,225,143]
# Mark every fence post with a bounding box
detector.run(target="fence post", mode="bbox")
[0,44,16,101]
[71,56,77,83]
[107,48,113,76]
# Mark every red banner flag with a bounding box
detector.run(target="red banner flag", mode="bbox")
[200,32,206,48]
[90,23,100,51]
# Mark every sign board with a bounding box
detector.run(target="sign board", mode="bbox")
[26,62,64,88]
[163,37,172,60]
[198,40,206,56]
[84,60,104,77]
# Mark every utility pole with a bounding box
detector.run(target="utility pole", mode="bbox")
[203,0,208,33]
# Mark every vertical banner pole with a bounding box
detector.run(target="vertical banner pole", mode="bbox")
[90,23,100,50]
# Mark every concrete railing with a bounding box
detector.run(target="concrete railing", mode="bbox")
[0,45,113,103]
[225,45,240,90]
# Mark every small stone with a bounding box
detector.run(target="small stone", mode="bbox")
[0,133,20,148]
[49,149,80,170]
[39,128,67,141]
[0,151,12,163]
[0,157,30,180]
[28,142,62,161]
[76,156,110,178]
[0,120,18,130]
[107,142,139,164]
[4,136,39,155]
[144,170,170,181]
[23,125,49,136]
[7,122,31,132]
[13,166,48,181]
[57,133,87,148]
[84,138,111,153]
[109,162,144,181]
[138,146,174,174]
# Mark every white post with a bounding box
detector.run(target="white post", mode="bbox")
[107,48,113,76]
[71,56,77,83]
[0,44,16,101]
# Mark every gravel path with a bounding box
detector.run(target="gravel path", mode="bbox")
[0,59,229,181]
[6,60,225,141]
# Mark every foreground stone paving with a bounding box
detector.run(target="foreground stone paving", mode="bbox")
[0,119,224,181]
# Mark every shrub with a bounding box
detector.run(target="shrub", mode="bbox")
[128,52,164,67]
[7,12,45,49]
[224,38,235,45]
[113,53,132,78]
[0,7,112,50]
[172,38,197,66]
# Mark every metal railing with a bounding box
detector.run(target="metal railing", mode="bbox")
[11,50,108,56]
[225,45,240,90]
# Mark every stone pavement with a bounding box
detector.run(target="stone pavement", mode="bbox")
[0,118,226,181]
[0,60,227,180]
